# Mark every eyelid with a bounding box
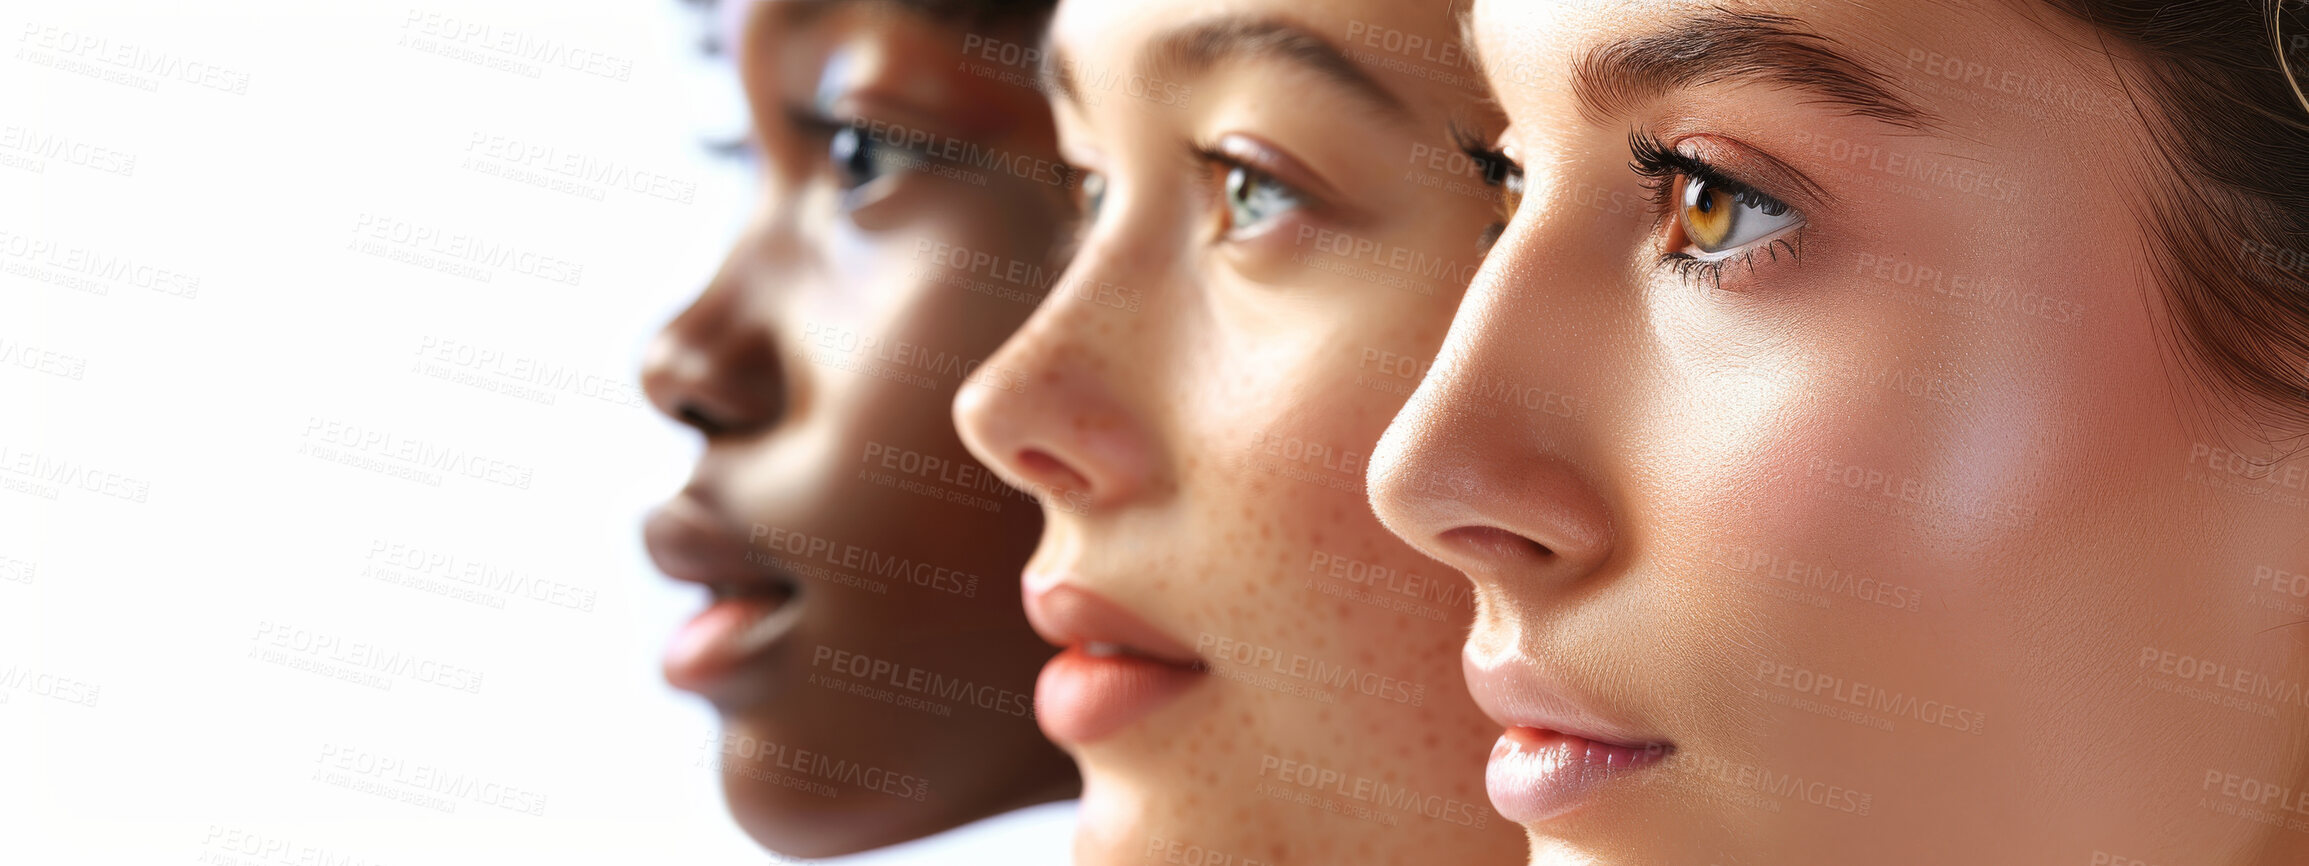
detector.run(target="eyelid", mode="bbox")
[1209,134,1336,200]
[1664,133,1832,213]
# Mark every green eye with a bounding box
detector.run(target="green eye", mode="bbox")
[1222,164,1303,236]
[1079,170,1108,217]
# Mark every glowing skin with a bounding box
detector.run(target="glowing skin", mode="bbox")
[1369,0,2309,863]
[952,1,1527,864]
[641,1,1076,856]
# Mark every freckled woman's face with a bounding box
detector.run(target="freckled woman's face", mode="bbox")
[1369,0,2309,863]
[641,1,1079,857]
[953,1,1527,864]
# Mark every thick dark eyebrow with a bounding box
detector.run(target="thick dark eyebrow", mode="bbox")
[1569,9,1938,132]
[1047,15,1411,121]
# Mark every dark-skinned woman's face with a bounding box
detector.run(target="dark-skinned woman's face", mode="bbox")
[641,1,1078,856]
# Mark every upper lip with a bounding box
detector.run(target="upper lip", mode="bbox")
[644,492,798,596]
[1462,641,1669,752]
[1021,570,1201,666]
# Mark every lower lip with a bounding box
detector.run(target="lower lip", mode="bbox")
[1035,646,1202,745]
[1486,726,1667,823]
[663,594,800,693]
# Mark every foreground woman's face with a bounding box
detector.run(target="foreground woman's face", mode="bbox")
[641,1,1076,856]
[954,0,1526,863]
[1371,0,2309,863]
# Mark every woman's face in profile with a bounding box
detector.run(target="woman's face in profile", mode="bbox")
[1372,0,2309,862]
[640,0,1077,856]
[954,0,1525,864]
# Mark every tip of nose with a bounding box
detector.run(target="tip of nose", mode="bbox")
[1439,525,1552,563]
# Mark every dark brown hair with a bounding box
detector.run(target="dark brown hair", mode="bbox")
[2038,0,2309,451]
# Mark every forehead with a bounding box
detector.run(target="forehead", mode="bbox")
[1050,0,1490,132]
[1469,0,2124,136]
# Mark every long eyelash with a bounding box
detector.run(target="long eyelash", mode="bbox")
[1629,130,1801,289]
[1450,121,1520,252]
[1450,120,1517,188]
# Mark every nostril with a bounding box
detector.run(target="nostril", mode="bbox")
[1440,525,1552,562]
[677,404,727,437]
[1018,448,1092,497]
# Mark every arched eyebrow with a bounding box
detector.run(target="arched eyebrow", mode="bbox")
[1046,15,1413,123]
[1564,9,1939,133]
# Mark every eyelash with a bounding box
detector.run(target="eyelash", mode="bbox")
[1456,128,1804,289]
[1627,130,1801,289]
[1451,121,1520,253]
[1186,140,1310,238]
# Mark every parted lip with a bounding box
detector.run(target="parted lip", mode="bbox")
[1462,643,1671,753]
[645,492,799,597]
[1021,570,1201,666]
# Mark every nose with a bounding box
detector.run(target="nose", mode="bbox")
[1367,238,1616,596]
[953,266,1157,514]
[642,266,787,438]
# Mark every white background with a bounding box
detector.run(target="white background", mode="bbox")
[0,0,1071,862]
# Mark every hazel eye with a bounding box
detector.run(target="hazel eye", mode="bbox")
[1674,174,1797,256]
[1221,164,1304,236]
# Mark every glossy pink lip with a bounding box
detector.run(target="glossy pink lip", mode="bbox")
[1463,647,1672,823]
[1022,570,1204,745]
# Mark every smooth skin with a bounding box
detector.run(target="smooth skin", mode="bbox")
[642,0,1077,856]
[1371,0,2309,863]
